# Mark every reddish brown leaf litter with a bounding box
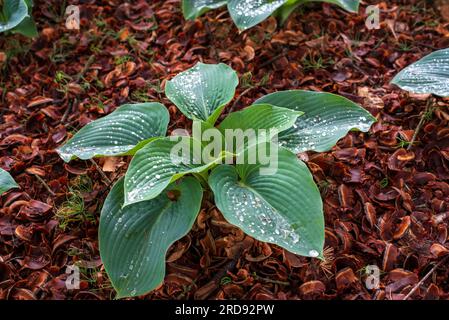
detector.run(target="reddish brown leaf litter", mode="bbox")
[1,0,449,300]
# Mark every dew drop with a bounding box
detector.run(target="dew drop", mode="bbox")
[308,250,319,258]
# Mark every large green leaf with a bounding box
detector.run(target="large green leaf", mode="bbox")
[391,48,449,97]
[165,62,238,124]
[12,0,37,37]
[57,103,169,162]
[182,0,227,19]
[219,103,303,153]
[0,0,28,33]
[180,0,359,31]
[227,0,288,31]
[100,177,203,298]
[0,168,19,195]
[209,145,324,258]
[227,0,359,30]
[219,104,302,132]
[124,136,221,206]
[255,90,376,153]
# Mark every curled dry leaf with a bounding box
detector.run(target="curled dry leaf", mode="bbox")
[299,280,326,298]
[430,243,449,258]
[335,267,358,291]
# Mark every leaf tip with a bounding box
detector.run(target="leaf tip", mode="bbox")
[55,149,72,163]
[390,74,400,86]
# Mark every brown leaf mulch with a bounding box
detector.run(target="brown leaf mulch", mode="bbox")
[1,0,449,300]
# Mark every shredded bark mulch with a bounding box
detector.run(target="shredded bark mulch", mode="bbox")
[1,0,449,300]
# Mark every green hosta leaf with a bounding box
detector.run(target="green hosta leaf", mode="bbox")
[165,62,238,123]
[276,1,302,25]
[227,0,288,31]
[0,0,28,33]
[182,0,227,19]
[227,0,359,30]
[57,103,169,162]
[219,103,303,153]
[391,48,449,97]
[255,90,376,153]
[12,0,37,37]
[180,0,359,31]
[276,0,360,26]
[209,145,324,258]
[124,136,222,206]
[13,16,37,37]
[100,177,202,298]
[219,104,303,132]
[0,168,19,195]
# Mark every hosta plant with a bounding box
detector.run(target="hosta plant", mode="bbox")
[390,48,449,149]
[57,62,376,298]
[0,168,18,195]
[182,0,361,31]
[391,47,449,97]
[0,0,37,37]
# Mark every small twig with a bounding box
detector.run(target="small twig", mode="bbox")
[60,98,76,124]
[252,274,290,286]
[89,159,112,184]
[60,32,110,124]
[33,174,56,196]
[74,34,108,82]
[196,247,243,299]
[259,51,287,68]
[228,87,254,113]
[403,255,449,300]
[60,35,106,124]
[407,98,433,151]
[74,55,96,83]
[414,42,439,51]
[350,62,376,85]
[212,249,243,283]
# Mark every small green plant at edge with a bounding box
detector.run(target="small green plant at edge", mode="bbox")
[0,168,18,195]
[391,47,449,98]
[390,47,449,147]
[57,62,376,298]
[0,0,38,37]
